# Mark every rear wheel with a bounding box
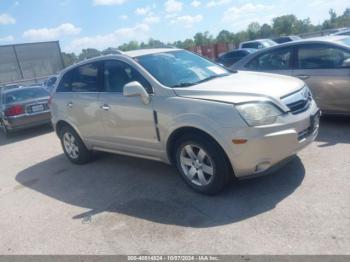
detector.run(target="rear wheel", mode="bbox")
[59,125,92,164]
[0,120,10,137]
[174,134,232,195]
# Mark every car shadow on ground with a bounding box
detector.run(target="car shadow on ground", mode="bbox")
[0,124,53,146]
[317,116,350,147]
[16,153,305,228]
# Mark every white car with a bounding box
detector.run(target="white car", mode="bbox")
[239,39,277,49]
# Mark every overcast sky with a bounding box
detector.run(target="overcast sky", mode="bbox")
[0,0,349,53]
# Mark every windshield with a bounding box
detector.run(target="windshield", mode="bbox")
[264,39,277,46]
[337,37,350,47]
[5,88,49,104]
[135,50,230,88]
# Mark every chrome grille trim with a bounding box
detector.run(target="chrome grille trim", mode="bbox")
[281,87,312,115]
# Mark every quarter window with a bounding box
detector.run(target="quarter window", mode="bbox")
[56,62,101,92]
[246,47,292,70]
[103,60,152,93]
[56,71,73,92]
[297,44,350,69]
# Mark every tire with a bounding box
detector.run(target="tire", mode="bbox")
[59,125,92,164]
[174,133,232,195]
[0,120,10,138]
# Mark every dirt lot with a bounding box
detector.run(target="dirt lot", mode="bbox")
[0,117,349,255]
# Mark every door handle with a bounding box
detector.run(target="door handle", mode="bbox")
[100,104,111,111]
[67,102,73,108]
[296,74,310,80]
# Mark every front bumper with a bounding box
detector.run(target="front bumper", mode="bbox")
[226,101,319,178]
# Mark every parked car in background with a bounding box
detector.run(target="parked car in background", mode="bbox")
[231,36,350,115]
[0,86,51,136]
[3,84,22,90]
[332,28,350,36]
[239,39,277,49]
[273,35,302,44]
[43,75,58,94]
[216,49,257,67]
[51,48,319,194]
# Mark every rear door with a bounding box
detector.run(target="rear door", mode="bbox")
[244,46,294,76]
[55,61,105,144]
[292,43,350,113]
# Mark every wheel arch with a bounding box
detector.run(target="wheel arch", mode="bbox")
[166,126,234,175]
[55,120,86,144]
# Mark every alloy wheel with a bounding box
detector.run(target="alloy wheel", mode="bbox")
[179,144,215,186]
[63,132,79,159]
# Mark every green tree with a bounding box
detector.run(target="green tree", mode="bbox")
[101,47,121,55]
[247,22,261,39]
[194,31,214,46]
[182,39,195,49]
[216,30,233,43]
[272,14,298,35]
[78,48,101,60]
[259,23,273,38]
[118,40,140,51]
[61,52,77,67]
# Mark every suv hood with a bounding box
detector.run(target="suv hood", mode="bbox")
[173,71,304,105]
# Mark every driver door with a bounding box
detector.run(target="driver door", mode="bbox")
[98,59,161,158]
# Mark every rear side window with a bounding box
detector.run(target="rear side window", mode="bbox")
[246,47,292,70]
[297,44,350,69]
[242,42,261,49]
[57,62,101,92]
[224,51,245,60]
[103,60,152,93]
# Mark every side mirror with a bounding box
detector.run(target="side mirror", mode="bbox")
[123,81,150,104]
[342,58,350,67]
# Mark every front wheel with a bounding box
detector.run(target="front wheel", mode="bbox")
[59,126,92,164]
[175,134,232,195]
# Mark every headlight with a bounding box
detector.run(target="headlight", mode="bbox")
[236,102,283,126]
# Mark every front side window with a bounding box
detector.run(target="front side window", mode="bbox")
[103,60,152,93]
[135,50,230,88]
[297,44,350,69]
[246,47,292,70]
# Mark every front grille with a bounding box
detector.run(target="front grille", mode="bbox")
[282,87,312,115]
[287,98,311,114]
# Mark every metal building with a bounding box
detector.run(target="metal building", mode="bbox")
[0,41,64,86]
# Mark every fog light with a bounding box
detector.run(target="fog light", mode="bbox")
[255,161,271,172]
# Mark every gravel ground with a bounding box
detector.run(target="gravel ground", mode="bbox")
[0,117,349,255]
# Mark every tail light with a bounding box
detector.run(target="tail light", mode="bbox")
[5,105,25,117]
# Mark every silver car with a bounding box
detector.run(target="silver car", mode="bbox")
[0,86,51,136]
[239,39,277,49]
[231,36,350,115]
[51,48,320,194]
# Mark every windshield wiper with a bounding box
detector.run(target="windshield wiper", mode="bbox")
[194,74,230,84]
[172,82,196,88]
[171,74,230,88]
